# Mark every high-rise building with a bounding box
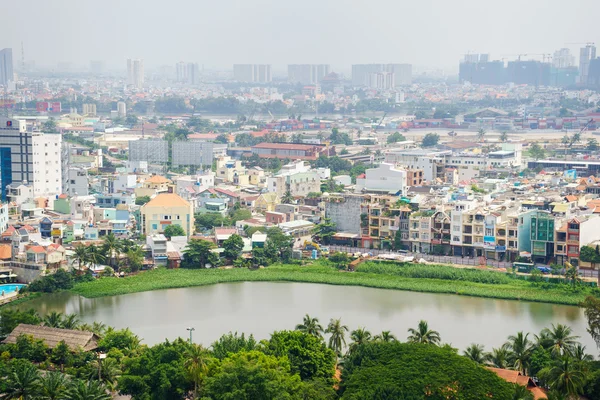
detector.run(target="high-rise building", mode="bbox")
[352,64,412,86]
[175,62,187,82]
[172,141,227,167]
[368,72,395,89]
[579,44,597,85]
[117,101,127,118]
[553,48,575,69]
[187,63,200,85]
[129,139,169,164]
[127,58,144,88]
[233,64,272,82]
[288,64,331,84]
[0,48,14,86]
[0,117,62,199]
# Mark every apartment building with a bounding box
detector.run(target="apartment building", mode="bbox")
[355,163,407,194]
[140,193,194,238]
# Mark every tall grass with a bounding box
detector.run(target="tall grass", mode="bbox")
[69,263,592,305]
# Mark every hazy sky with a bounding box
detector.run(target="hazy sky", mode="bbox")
[1,0,599,72]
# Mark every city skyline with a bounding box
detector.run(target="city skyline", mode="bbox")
[0,0,599,72]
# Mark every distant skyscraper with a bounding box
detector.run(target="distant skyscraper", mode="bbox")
[288,64,331,84]
[553,48,575,69]
[0,48,14,86]
[579,44,597,85]
[368,72,395,90]
[175,62,187,82]
[187,63,200,85]
[233,64,272,82]
[127,59,144,89]
[352,64,411,87]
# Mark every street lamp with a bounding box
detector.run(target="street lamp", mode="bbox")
[97,352,107,381]
[186,327,195,343]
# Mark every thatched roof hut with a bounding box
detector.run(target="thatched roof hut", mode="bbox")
[2,324,98,351]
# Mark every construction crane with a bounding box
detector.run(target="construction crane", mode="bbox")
[565,42,596,46]
[374,112,387,131]
[501,54,529,61]
[527,53,552,63]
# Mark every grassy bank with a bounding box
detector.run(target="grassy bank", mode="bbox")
[70,262,596,305]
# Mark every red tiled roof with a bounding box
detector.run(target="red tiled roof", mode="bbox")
[27,246,46,254]
[214,188,240,198]
[252,143,321,151]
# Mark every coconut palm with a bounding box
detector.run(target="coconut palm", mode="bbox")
[538,356,585,399]
[407,320,441,345]
[571,344,593,362]
[505,332,534,375]
[348,327,372,354]
[43,311,64,328]
[2,361,41,400]
[512,384,534,400]
[500,131,509,142]
[463,343,486,364]
[39,371,68,400]
[374,331,397,343]
[64,379,111,400]
[102,233,122,269]
[72,244,89,271]
[295,314,324,338]
[86,245,105,271]
[281,190,294,204]
[126,245,144,272]
[61,313,80,330]
[564,265,581,286]
[326,318,349,357]
[184,344,211,399]
[85,358,121,391]
[477,128,486,142]
[540,324,579,357]
[486,344,511,369]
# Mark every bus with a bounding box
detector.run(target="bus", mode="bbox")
[513,262,534,273]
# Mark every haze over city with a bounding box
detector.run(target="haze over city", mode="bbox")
[1,0,600,72]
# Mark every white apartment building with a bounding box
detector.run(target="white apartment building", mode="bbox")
[355,163,407,194]
[127,59,144,89]
[65,168,89,196]
[267,161,321,197]
[0,118,62,199]
[385,150,449,182]
[176,172,216,195]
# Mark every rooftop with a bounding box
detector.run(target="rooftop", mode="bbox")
[144,193,190,208]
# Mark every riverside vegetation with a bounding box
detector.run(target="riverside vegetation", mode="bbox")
[1,307,600,400]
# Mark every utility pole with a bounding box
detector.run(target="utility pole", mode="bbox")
[187,327,195,343]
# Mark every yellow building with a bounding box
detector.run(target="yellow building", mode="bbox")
[255,192,280,212]
[135,175,173,198]
[140,193,194,237]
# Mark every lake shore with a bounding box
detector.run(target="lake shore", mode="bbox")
[70,263,593,306]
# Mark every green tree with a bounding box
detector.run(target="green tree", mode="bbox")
[505,332,534,375]
[163,224,186,239]
[98,328,141,354]
[421,132,440,147]
[407,320,441,345]
[182,239,219,268]
[312,218,336,245]
[0,309,41,339]
[2,360,41,400]
[587,138,599,151]
[477,128,486,142]
[464,343,487,364]
[281,190,294,204]
[86,245,106,270]
[211,332,257,360]
[126,245,144,272]
[214,134,229,144]
[135,195,151,206]
[51,340,72,371]
[263,330,336,382]
[184,344,211,399]
[528,142,546,160]
[101,233,122,269]
[348,327,372,355]
[39,371,68,400]
[203,351,302,399]
[486,344,511,369]
[373,331,397,343]
[540,324,580,357]
[326,318,348,357]
[43,311,64,328]
[265,227,294,262]
[582,296,600,349]
[539,356,585,399]
[42,118,58,133]
[61,313,80,330]
[222,234,244,260]
[72,244,89,271]
[65,379,111,400]
[125,114,139,127]
[295,314,324,339]
[387,132,407,144]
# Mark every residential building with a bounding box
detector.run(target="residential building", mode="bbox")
[267,161,321,197]
[325,194,363,236]
[117,101,127,117]
[135,175,173,198]
[233,64,272,82]
[251,143,329,161]
[355,163,407,194]
[0,118,62,199]
[128,139,169,164]
[172,141,227,167]
[579,44,596,85]
[147,234,168,266]
[127,58,144,88]
[287,64,330,84]
[554,215,600,266]
[352,63,412,87]
[65,168,89,196]
[140,193,194,237]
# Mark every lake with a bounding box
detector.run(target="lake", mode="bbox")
[17,282,597,352]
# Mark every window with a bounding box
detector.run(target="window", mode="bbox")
[152,224,158,230]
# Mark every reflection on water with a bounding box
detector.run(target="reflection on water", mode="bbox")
[15,282,596,353]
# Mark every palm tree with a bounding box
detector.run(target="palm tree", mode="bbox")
[102,233,122,269]
[463,343,486,364]
[477,128,486,143]
[500,131,509,142]
[39,371,68,400]
[407,320,441,345]
[486,344,510,368]
[539,356,585,399]
[85,358,121,391]
[295,314,324,338]
[506,332,533,375]
[72,244,89,271]
[2,361,41,400]
[512,384,534,400]
[126,245,144,272]
[184,344,211,399]
[43,311,64,328]
[86,245,105,271]
[326,318,348,357]
[61,313,80,330]
[374,331,397,342]
[572,344,593,362]
[541,324,579,357]
[564,265,581,286]
[348,327,372,354]
[281,190,294,204]
[65,380,111,400]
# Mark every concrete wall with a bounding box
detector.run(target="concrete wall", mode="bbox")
[325,194,363,235]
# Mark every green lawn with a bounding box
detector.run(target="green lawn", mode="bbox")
[71,263,593,305]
